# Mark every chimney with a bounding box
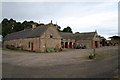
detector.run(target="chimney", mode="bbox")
[32,23,37,29]
[95,29,97,33]
[51,20,52,24]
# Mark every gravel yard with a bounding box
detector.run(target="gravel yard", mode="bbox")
[2,46,118,67]
[3,48,90,67]
[2,46,119,78]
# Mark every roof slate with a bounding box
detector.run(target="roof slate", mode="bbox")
[74,32,96,40]
[4,25,48,41]
[60,32,74,39]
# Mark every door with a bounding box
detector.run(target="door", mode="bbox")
[95,41,98,48]
[31,42,34,51]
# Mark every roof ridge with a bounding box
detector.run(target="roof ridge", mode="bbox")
[79,32,96,34]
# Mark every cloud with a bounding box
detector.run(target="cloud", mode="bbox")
[1,2,118,39]
[57,11,117,31]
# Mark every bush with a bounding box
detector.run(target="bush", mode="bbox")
[6,45,16,50]
[47,48,55,53]
[17,47,23,51]
[89,52,95,59]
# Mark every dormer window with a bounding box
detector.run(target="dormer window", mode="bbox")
[50,34,53,38]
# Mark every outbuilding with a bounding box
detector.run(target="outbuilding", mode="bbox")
[4,22,61,52]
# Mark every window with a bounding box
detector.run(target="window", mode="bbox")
[50,34,53,38]
[28,42,30,48]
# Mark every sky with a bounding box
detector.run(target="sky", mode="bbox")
[1,0,119,40]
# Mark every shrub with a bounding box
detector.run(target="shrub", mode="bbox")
[89,52,95,59]
[47,48,55,53]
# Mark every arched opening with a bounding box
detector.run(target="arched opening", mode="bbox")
[61,42,64,48]
[69,42,72,48]
[95,41,98,48]
[65,42,68,48]
[73,43,76,48]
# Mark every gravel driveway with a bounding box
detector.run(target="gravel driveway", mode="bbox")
[3,48,91,67]
[2,46,118,67]
[2,46,118,78]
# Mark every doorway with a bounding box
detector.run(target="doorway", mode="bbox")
[95,41,98,48]
[69,42,72,48]
[65,42,68,48]
[31,42,34,51]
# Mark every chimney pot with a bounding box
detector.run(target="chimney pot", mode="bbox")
[51,20,52,24]
[32,24,36,29]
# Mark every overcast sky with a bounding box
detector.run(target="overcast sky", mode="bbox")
[1,0,119,40]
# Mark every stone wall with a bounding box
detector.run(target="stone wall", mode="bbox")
[111,39,120,46]
[92,32,100,48]
[40,25,61,52]
[4,37,40,52]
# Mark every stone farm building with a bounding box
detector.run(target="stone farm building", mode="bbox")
[4,22,101,52]
[60,31,100,49]
[74,32,100,48]
[4,22,61,52]
[109,36,120,46]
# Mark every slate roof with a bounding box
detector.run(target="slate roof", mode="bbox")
[4,24,48,41]
[4,22,98,41]
[74,32,96,40]
[60,32,97,40]
[60,32,74,39]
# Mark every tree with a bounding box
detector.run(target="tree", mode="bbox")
[75,32,80,34]
[2,18,18,37]
[9,18,17,33]
[2,18,37,38]
[2,18,10,37]
[62,26,73,33]
[14,22,23,32]
[22,21,29,29]
[22,21,35,29]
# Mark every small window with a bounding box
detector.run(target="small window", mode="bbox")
[50,34,53,38]
[28,42,30,48]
